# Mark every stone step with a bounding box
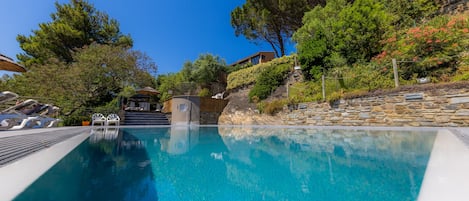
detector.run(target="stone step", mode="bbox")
[123,112,170,125]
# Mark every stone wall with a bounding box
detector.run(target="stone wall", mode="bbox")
[283,87,469,127]
[200,112,223,125]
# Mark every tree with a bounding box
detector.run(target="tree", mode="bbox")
[181,54,227,87]
[2,44,156,119]
[380,0,438,29]
[190,54,227,86]
[157,54,227,100]
[156,73,188,101]
[17,0,132,66]
[335,0,394,64]
[293,0,346,79]
[231,0,320,57]
[294,0,393,79]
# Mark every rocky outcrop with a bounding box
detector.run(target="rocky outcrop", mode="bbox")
[218,87,283,125]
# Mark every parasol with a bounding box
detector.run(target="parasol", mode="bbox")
[137,86,160,96]
[0,54,26,72]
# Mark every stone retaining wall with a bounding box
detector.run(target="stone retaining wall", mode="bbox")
[283,87,469,127]
[200,112,223,125]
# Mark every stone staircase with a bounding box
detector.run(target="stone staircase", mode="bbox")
[123,111,170,125]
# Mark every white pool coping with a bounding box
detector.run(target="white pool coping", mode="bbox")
[418,129,469,201]
[0,127,91,201]
[0,126,468,201]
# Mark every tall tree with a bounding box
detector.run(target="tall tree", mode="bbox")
[293,0,346,79]
[190,54,227,86]
[17,0,132,66]
[231,0,321,57]
[4,44,156,116]
[294,0,393,79]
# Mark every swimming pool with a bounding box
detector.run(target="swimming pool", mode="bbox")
[10,126,448,201]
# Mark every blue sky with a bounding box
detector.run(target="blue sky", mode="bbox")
[0,0,295,76]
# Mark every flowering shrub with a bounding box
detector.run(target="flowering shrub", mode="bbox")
[374,14,469,80]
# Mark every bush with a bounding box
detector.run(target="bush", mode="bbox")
[249,84,272,101]
[374,14,469,79]
[227,56,294,90]
[288,81,322,102]
[198,88,211,97]
[248,63,291,101]
[257,99,287,115]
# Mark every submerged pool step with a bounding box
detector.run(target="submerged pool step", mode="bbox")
[0,130,82,167]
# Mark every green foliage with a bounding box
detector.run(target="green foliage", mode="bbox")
[226,63,253,74]
[380,0,438,29]
[249,84,272,101]
[248,63,291,101]
[336,0,393,63]
[257,99,287,115]
[119,86,136,98]
[227,56,294,90]
[294,0,393,80]
[93,98,120,115]
[17,0,132,66]
[191,54,227,86]
[1,44,155,125]
[156,73,190,101]
[288,62,395,102]
[374,14,469,80]
[288,81,323,102]
[452,51,469,81]
[157,54,227,101]
[231,0,317,56]
[198,88,211,97]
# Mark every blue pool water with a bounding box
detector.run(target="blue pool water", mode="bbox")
[15,126,436,201]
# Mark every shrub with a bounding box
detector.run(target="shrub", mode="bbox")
[374,14,469,79]
[258,99,287,115]
[248,63,291,101]
[249,84,272,101]
[288,81,322,102]
[227,56,294,90]
[198,88,211,97]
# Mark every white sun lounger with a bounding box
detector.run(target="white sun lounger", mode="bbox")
[0,91,19,105]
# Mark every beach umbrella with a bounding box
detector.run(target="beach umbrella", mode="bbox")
[137,87,160,96]
[0,54,26,72]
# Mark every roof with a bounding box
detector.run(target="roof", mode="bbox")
[229,51,275,66]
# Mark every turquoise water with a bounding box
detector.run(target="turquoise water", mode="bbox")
[15,126,436,201]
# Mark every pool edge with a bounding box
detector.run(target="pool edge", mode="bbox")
[418,128,469,201]
[0,127,91,201]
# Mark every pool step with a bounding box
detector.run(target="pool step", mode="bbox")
[123,112,170,125]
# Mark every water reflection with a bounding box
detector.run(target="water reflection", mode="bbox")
[89,127,120,142]
[217,127,437,201]
[15,126,437,201]
[15,128,158,201]
[165,126,199,154]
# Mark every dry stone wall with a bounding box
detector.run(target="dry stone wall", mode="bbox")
[283,87,469,127]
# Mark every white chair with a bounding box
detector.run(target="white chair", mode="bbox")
[106,113,120,126]
[91,113,106,126]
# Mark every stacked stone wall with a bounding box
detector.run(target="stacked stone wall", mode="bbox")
[283,87,469,127]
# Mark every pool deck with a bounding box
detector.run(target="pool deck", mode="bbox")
[0,126,467,201]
